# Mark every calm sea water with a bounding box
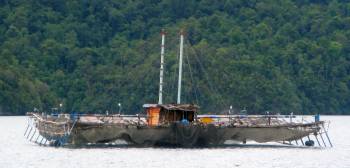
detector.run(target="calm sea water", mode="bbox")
[0,116,349,168]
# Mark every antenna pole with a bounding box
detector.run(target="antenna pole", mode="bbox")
[177,30,184,104]
[158,29,165,104]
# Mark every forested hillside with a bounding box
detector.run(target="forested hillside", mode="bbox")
[1,0,350,115]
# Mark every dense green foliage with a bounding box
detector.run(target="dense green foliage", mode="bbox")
[1,0,350,115]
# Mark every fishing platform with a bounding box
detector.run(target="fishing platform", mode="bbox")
[24,29,332,148]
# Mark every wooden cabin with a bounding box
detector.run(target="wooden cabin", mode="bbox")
[143,104,199,126]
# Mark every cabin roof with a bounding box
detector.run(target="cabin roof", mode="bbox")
[143,104,199,112]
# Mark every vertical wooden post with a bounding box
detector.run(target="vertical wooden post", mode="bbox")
[320,134,327,147]
[158,29,165,105]
[177,29,184,104]
[322,124,333,147]
[300,138,304,146]
[314,134,321,147]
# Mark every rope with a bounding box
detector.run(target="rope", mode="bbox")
[185,39,227,110]
[178,125,200,141]
[184,45,200,105]
[68,118,78,135]
[173,123,200,146]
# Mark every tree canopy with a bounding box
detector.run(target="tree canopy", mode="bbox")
[0,0,350,115]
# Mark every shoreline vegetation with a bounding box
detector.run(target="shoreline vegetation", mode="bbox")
[1,1,350,115]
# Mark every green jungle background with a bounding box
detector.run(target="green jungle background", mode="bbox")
[1,0,350,115]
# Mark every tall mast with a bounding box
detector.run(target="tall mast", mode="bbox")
[158,29,165,104]
[177,30,184,104]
